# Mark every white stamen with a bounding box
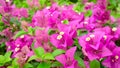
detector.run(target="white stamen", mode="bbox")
[61,21,64,23]
[59,32,64,35]
[84,22,88,25]
[46,6,50,9]
[78,13,81,15]
[85,37,91,41]
[20,35,24,38]
[16,44,20,47]
[112,59,114,62]
[6,0,10,2]
[90,34,95,38]
[57,35,62,40]
[15,48,20,52]
[112,27,117,31]
[115,55,119,60]
[103,35,107,40]
[8,46,11,49]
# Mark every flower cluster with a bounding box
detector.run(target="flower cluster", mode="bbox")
[0,0,120,68]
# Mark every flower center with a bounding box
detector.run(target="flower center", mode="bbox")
[115,55,119,60]
[16,44,20,47]
[57,32,65,40]
[66,57,72,66]
[20,35,24,38]
[84,21,88,25]
[111,55,119,62]
[6,0,10,2]
[59,32,64,35]
[57,35,62,40]
[90,34,95,38]
[85,37,91,41]
[103,35,107,40]
[8,46,11,49]
[112,27,117,32]
[15,47,20,52]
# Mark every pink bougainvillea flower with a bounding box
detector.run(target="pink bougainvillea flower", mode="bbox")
[83,46,112,61]
[79,31,112,60]
[15,45,33,59]
[6,35,33,57]
[92,6,110,22]
[55,47,79,68]
[79,31,105,50]
[12,8,28,18]
[102,47,120,68]
[50,31,73,49]
[57,24,77,38]
[15,46,33,68]
[34,29,53,52]
[31,10,48,28]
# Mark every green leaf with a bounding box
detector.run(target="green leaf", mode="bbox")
[23,63,34,68]
[90,60,100,68]
[4,51,12,63]
[74,56,85,68]
[51,61,62,67]
[14,30,28,39]
[12,58,19,68]
[37,62,50,68]
[28,27,35,35]
[39,0,47,6]
[42,53,55,60]
[48,29,56,35]
[74,39,81,50]
[10,18,20,25]
[4,51,12,57]
[7,66,13,68]
[0,52,12,66]
[62,19,69,24]
[77,30,88,36]
[34,47,45,58]
[85,10,92,17]
[52,49,65,57]
[0,55,5,66]
[27,55,38,62]
[89,0,97,3]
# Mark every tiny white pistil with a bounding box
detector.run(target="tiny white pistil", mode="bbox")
[57,35,62,40]
[6,0,10,2]
[15,48,20,52]
[8,46,11,49]
[115,55,119,60]
[59,32,64,35]
[112,59,114,62]
[90,34,95,38]
[78,13,81,15]
[112,27,117,32]
[46,6,50,9]
[20,35,24,38]
[16,44,20,47]
[51,14,53,16]
[84,22,88,25]
[103,35,107,40]
[85,37,91,41]
[61,21,64,23]
[99,58,103,61]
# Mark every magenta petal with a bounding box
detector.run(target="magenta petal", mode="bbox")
[55,54,66,66]
[66,60,78,68]
[65,47,77,60]
[101,47,112,57]
[102,57,111,68]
